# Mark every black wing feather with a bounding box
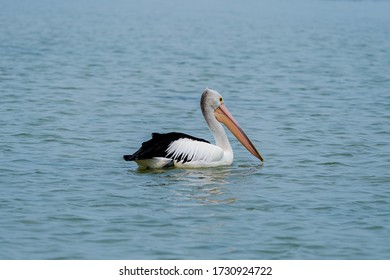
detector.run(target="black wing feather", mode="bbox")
[123,132,210,161]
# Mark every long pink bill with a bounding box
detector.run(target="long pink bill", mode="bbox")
[214,104,264,162]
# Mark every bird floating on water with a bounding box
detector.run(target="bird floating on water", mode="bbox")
[123,88,264,169]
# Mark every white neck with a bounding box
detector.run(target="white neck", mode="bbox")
[202,107,232,152]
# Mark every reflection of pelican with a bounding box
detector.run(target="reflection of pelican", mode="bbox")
[124,88,263,169]
[174,168,236,205]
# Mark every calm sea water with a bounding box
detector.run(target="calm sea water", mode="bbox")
[1,0,389,259]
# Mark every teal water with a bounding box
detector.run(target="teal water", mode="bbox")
[1,0,390,259]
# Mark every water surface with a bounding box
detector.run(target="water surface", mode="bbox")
[1,0,390,259]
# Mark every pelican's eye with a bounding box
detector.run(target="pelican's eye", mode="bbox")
[219,97,223,102]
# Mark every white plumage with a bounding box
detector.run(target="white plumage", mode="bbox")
[166,138,227,167]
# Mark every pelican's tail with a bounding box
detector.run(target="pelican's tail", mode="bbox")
[123,154,135,161]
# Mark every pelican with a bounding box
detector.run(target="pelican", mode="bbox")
[123,88,264,168]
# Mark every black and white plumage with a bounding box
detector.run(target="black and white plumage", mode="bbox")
[124,89,263,169]
[124,132,211,167]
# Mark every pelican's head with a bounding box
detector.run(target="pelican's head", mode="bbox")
[201,88,264,162]
[201,88,225,111]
